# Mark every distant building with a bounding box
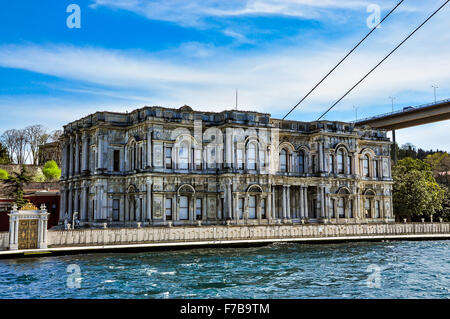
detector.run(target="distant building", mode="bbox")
[59,105,394,228]
[38,141,61,166]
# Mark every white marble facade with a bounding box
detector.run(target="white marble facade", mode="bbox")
[59,105,394,228]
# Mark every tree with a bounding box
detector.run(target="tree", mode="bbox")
[31,167,46,182]
[0,166,33,208]
[25,125,49,165]
[0,128,29,164]
[0,168,8,180]
[0,142,10,164]
[393,158,446,221]
[424,152,450,188]
[42,160,61,181]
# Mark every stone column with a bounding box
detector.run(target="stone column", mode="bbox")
[61,141,67,179]
[59,186,66,223]
[97,134,103,170]
[146,179,152,222]
[225,128,232,169]
[282,186,287,219]
[267,187,272,221]
[69,136,74,177]
[68,187,73,219]
[227,184,232,219]
[191,194,196,223]
[318,141,324,172]
[75,135,80,175]
[272,186,276,219]
[304,187,309,218]
[81,133,88,172]
[147,129,152,169]
[74,188,79,217]
[286,185,291,219]
[299,186,304,218]
[80,184,87,221]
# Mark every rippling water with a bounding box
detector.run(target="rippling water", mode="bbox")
[0,240,449,298]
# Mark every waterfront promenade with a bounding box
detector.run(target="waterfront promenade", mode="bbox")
[0,222,449,258]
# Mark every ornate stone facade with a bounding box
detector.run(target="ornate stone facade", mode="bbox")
[59,105,394,228]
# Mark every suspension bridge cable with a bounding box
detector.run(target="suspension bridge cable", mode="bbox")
[317,0,449,121]
[282,0,405,120]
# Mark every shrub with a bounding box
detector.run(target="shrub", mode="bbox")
[32,167,46,182]
[0,168,8,180]
[42,160,61,181]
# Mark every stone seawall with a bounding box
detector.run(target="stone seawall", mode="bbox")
[47,223,450,248]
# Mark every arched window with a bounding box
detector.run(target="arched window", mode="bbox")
[364,198,371,218]
[280,149,287,172]
[179,196,189,220]
[259,147,266,169]
[248,195,256,219]
[338,197,345,218]
[179,143,189,169]
[247,143,256,170]
[363,155,370,177]
[337,149,344,174]
[299,151,305,173]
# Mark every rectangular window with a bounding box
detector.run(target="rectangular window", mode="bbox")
[165,147,172,169]
[196,198,202,220]
[237,149,243,169]
[195,149,202,170]
[113,199,120,221]
[165,198,172,220]
[248,195,256,219]
[259,149,265,169]
[374,160,379,178]
[261,198,266,219]
[179,196,189,220]
[238,198,244,219]
[113,150,120,172]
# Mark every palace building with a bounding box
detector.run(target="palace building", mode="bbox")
[58,105,394,228]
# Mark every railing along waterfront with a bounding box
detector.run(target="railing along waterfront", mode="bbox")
[45,223,450,248]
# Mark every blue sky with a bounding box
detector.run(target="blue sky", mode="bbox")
[0,0,449,150]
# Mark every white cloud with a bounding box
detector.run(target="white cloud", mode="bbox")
[90,0,371,27]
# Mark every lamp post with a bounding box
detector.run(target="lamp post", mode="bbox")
[353,105,359,122]
[432,85,438,104]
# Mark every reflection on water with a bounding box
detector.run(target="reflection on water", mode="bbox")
[0,240,449,299]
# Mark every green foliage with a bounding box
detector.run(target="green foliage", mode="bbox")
[393,158,446,221]
[31,167,46,182]
[0,143,10,164]
[424,152,450,189]
[42,160,61,181]
[0,168,8,180]
[0,166,33,208]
